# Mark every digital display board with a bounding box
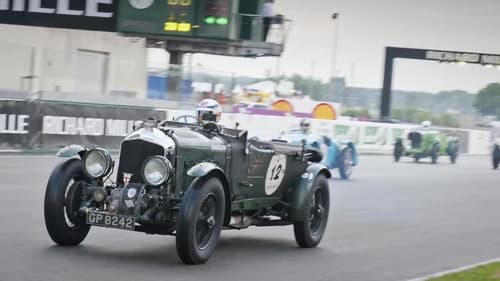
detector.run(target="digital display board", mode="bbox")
[118,0,196,36]
[196,0,231,38]
[117,0,233,39]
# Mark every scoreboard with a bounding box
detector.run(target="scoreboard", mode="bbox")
[118,0,232,39]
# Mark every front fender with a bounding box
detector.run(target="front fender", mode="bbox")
[56,145,87,158]
[186,162,231,225]
[187,162,223,177]
[289,163,331,221]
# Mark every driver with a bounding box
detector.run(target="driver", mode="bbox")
[300,118,312,134]
[421,120,432,128]
[196,99,222,124]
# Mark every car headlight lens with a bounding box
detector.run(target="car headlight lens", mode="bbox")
[142,156,172,186]
[82,148,113,179]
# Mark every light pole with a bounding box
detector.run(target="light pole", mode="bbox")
[331,12,340,78]
[330,12,340,99]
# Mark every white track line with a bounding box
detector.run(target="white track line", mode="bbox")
[406,257,500,281]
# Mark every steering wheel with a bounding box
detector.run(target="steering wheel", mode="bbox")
[202,122,220,133]
[175,115,197,124]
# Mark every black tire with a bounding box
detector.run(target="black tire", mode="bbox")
[338,148,353,180]
[176,177,225,265]
[44,159,90,246]
[394,143,403,162]
[493,145,500,169]
[450,150,458,164]
[294,175,330,248]
[431,144,439,164]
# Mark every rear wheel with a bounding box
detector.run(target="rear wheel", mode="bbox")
[493,145,500,169]
[176,177,225,265]
[294,175,330,248]
[394,142,403,162]
[431,144,439,164]
[450,150,458,164]
[338,148,353,180]
[44,159,90,246]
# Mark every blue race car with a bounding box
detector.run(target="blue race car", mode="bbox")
[279,129,358,180]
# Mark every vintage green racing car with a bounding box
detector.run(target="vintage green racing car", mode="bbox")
[44,103,332,265]
[394,122,459,164]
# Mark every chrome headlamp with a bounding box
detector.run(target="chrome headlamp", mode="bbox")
[82,148,113,179]
[141,156,172,186]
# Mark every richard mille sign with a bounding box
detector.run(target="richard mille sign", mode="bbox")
[425,50,500,66]
[0,0,116,31]
[0,0,112,17]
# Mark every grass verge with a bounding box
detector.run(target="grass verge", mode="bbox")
[429,262,500,281]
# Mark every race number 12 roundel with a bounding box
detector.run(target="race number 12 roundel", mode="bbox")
[265,154,287,195]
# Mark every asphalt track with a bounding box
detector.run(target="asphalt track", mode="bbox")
[0,154,499,281]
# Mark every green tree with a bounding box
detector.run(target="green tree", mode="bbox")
[474,83,500,118]
[286,74,329,101]
[343,108,372,119]
[392,107,460,127]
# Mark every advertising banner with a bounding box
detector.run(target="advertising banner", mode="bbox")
[0,0,117,32]
[0,100,166,150]
[37,101,165,149]
[0,100,33,149]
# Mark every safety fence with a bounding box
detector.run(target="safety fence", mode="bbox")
[0,98,492,154]
[167,110,492,155]
[0,99,165,150]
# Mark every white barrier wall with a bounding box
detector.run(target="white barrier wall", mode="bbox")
[468,130,492,155]
[165,110,491,155]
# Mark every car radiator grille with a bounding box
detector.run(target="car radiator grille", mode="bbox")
[116,140,165,185]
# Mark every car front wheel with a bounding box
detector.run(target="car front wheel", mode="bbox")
[44,159,90,246]
[293,175,330,248]
[493,145,500,169]
[176,177,225,265]
[450,149,458,164]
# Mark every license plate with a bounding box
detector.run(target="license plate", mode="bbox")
[86,211,135,231]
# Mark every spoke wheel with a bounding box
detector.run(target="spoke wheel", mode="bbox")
[339,148,353,180]
[176,177,225,265]
[309,189,326,235]
[195,193,218,250]
[44,159,90,246]
[294,174,330,248]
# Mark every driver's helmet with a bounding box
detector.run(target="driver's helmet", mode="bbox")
[196,99,222,124]
[422,120,432,128]
[300,118,311,133]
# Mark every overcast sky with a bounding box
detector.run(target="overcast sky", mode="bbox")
[150,0,500,93]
